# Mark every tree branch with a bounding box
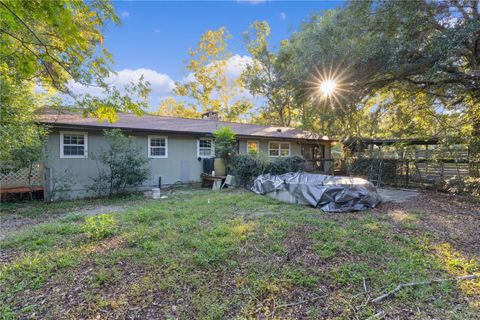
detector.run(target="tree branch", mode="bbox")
[372,274,479,304]
[0,1,76,80]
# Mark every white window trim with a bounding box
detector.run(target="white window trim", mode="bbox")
[197,138,215,158]
[148,135,168,158]
[268,141,291,158]
[246,140,260,155]
[60,131,88,159]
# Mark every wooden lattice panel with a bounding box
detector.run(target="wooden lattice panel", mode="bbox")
[0,163,44,189]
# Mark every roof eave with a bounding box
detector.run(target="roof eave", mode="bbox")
[39,121,336,142]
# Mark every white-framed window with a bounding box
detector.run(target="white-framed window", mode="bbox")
[268,141,291,157]
[247,140,259,155]
[60,131,88,158]
[197,138,215,158]
[148,136,168,158]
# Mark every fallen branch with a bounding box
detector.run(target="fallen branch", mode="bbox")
[372,274,479,304]
[253,245,269,257]
[366,310,385,320]
[362,278,368,295]
[275,294,325,310]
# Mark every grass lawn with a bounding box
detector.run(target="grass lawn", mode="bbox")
[1,189,479,319]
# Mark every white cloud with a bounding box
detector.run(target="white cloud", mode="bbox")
[68,68,175,108]
[121,11,130,18]
[280,12,287,21]
[113,68,175,97]
[224,54,254,80]
[153,29,161,33]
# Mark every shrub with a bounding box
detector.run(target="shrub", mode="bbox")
[213,126,236,160]
[82,214,118,240]
[229,154,269,186]
[88,129,150,197]
[266,156,305,175]
[230,154,306,187]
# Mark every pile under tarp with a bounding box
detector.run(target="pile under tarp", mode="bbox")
[251,172,381,212]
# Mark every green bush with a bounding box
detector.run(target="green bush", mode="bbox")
[82,214,118,240]
[213,126,236,159]
[88,129,150,197]
[267,155,305,175]
[229,154,269,186]
[230,154,305,186]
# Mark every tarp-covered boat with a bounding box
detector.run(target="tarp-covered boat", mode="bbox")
[251,172,380,212]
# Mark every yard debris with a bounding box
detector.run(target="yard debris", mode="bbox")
[371,274,479,304]
[366,310,386,319]
[251,172,381,212]
[274,293,325,310]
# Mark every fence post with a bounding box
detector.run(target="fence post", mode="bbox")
[405,159,409,187]
[44,167,52,202]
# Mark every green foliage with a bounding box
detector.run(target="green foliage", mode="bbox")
[88,129,150,197]
[153,97,200,119]
[213,126,236,159]
[230,154,305,186]
[242,21,296,127]
[48,168,75,201]
[0,0,151,162]
[0,78,46,163]
[171,27,253,121]
[275,1,479,147]
[1,221,81,252]
[229,154,270,186]
[267,155,305,175]
[82,214,118,240]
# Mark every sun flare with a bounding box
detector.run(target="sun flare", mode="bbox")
[319,79,337,97]
[307,63,350,105]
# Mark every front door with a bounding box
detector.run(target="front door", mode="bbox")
[302,144,325,171]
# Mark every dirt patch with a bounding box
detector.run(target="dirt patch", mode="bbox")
[377,192,480,256]
[0,205,126,241]
[377,188,420,203]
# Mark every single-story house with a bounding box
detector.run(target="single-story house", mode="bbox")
[37,109,335,199]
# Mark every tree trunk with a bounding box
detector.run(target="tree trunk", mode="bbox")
[468,104,480,177]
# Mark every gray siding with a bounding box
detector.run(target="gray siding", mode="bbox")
[46,130,332,199]
[46,130,205,199]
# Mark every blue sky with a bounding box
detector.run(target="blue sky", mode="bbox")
[73,1,346,108]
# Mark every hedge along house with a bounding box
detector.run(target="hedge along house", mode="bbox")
[37,109,335,200]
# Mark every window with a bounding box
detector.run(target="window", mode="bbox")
[247,140,259,155]
[268,141,290,157]
[148,136,168,158]
[60,131,88,158]
[198,138,214,157]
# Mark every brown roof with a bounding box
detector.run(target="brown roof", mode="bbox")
[37,109,333,141]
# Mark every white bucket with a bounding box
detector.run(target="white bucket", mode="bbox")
[152,188,161,199]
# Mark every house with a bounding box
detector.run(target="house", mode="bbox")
[37,109,335,199]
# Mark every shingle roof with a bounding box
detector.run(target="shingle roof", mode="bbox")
[37,109,333,141]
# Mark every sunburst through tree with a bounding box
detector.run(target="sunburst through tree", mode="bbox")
[307,64,350,106]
